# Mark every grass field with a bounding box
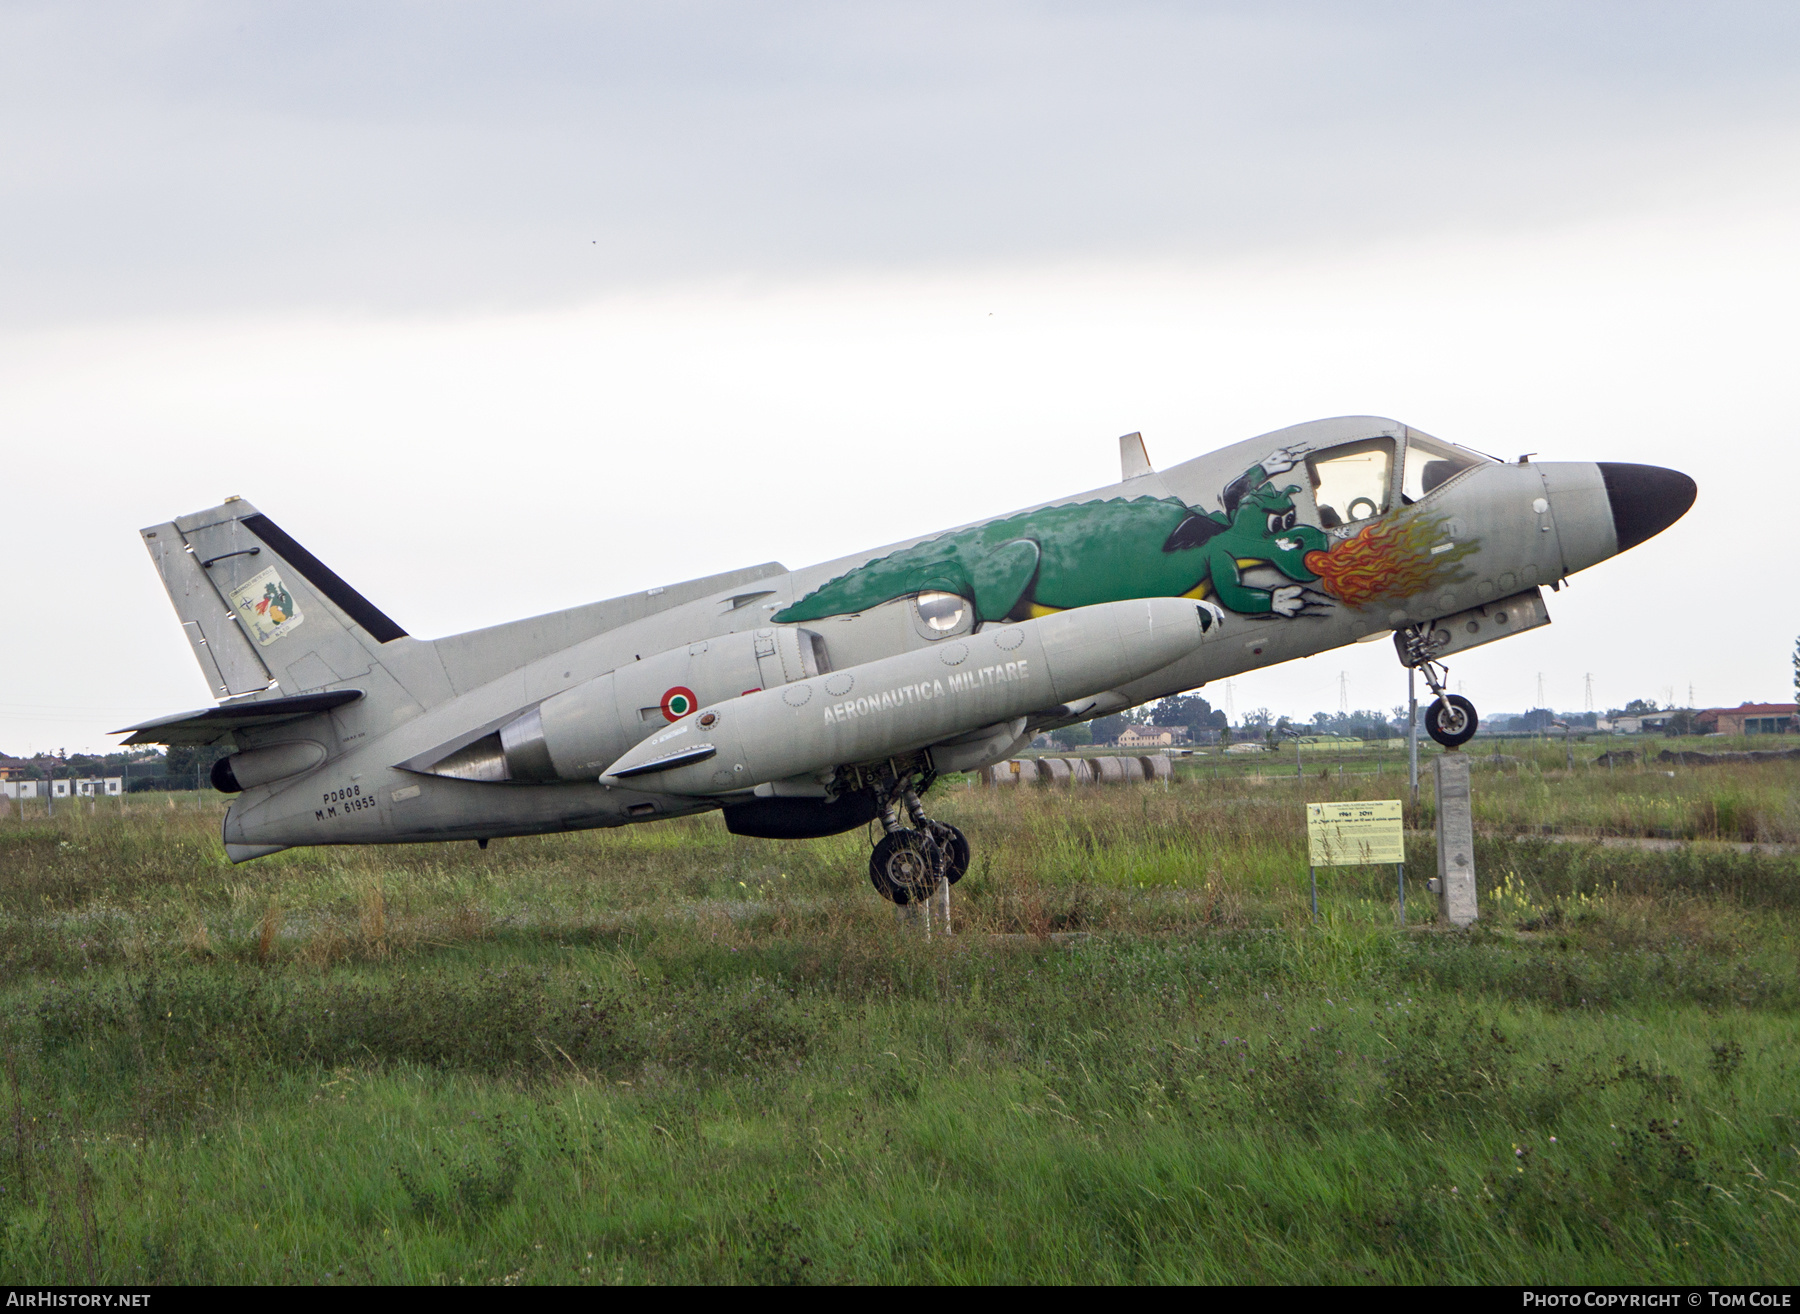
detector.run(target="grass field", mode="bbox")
[0,739,1795,1284]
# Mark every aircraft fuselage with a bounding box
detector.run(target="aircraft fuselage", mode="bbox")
[123,415,1693,864]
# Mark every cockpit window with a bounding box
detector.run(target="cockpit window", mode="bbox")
[1401,435,1480,504]
[1307,438,1394,530]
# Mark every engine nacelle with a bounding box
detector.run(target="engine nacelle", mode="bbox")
[211,740,328,793]
[416,627,829,783]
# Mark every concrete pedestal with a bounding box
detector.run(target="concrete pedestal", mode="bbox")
[1433,752,1479,927]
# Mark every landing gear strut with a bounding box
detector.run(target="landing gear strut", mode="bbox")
[854,760,968,906]
[1399,624,1480,749]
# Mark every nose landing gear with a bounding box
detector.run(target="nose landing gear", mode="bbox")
[1399,624,1480,748]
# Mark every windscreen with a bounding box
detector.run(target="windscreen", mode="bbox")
[1401,435,1482,504]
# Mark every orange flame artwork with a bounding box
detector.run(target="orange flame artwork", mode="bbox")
[1303,516,1476,608]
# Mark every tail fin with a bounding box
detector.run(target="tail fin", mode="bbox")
[141,498,410,702]
[143,499,792,719]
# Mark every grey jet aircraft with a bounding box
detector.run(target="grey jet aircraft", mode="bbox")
[121,417,1694,902]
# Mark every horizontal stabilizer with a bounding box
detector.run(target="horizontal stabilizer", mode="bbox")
[115,690,363,746]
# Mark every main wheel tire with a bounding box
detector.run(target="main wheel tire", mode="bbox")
[927,822,971,885]
[1425,694,1479,748]
[869,830,940,905]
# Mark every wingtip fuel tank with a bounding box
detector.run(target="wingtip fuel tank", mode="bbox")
[600,596,1213,794]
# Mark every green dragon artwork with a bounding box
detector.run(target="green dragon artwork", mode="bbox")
[776,446,1334,625]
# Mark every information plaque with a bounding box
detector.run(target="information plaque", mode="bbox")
[1305,799,1405,867]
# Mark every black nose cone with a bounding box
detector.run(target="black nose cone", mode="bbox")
[1598,463,1696,554]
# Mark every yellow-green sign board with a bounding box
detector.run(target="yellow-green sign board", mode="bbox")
[1306,799,1405,867]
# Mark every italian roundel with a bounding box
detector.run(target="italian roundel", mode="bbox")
[660,687,699,721]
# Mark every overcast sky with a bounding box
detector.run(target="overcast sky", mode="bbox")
[3,2,1798,752]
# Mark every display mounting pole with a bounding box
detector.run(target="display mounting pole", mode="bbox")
[1397,862,1405,926]
[1309,866,1318,922]
[1407,667,1419,808]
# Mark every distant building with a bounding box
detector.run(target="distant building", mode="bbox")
[1696,703,1797,736]
[1,775,122,798]
[1596,713,1679,734]
[1116,724,1190,748]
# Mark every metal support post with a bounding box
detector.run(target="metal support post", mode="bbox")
[1309,866,1318,922]
[896,878,951,939]
[1397,863,1405,926]
[1407,667,1419,809]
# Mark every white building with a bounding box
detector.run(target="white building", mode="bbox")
[1596,714,1676,734]
[2,777,121,799]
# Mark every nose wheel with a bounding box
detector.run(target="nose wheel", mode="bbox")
[1424,693,1479,748]
[1399,625,1480,748]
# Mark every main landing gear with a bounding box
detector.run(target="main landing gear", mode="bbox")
[860,763,969,906]
[1399,624,1480,749]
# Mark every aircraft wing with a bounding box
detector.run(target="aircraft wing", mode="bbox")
[426,561,790,697]
[114,690,364,746]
